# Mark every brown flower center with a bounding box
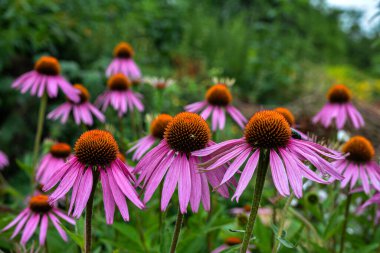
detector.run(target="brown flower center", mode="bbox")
[243,204,251,212]
[34,56,61,76]
[117,152,126,163]
[164,112,211,153]
[205,84,232,106]
[50,143,71,158]
[150,114,173,139]
[70,84,90,103]
[245,111,291,149]
[75,130,119,166]
[107,74,131,91]
[29,195,52,213]
[274,107,295,127]
[327,84,351,103]
[224,237,242,246]
[113,42,134,59]
[342,136,374,163]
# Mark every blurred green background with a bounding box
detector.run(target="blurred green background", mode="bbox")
[1,1,380,251]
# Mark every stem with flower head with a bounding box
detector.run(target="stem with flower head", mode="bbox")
[272,192,295,253]
[169,208,184,253]
[339,190,352,253]
[84,170,99,253]
[240,149,270,253]
[32,93,48,172]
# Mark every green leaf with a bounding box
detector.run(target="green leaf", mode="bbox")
[61,225,83,248]
[278,237,296,248]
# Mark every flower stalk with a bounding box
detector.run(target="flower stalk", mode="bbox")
[240,150,270,253]
[272,192,295,253]
[84,170,100,253]
[169,208,184,253]
[339,191,352,253]
[32,93,48,170]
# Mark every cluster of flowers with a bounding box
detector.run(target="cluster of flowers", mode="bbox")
[1,41,379,252]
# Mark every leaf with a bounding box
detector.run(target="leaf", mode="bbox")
[228,229,246,233]
[61,225,83,248]
[16,159,33,177]
[278,237,296,248]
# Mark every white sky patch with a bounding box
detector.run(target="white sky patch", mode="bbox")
[326,0,378,32]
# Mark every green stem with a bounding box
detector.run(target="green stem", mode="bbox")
[272,193,295,253]
[240,149,270,253]
[288,207,323,246]
[32,93,48,170]
[84,171,99,253]
[169,208,184,253]
[339,192,352,253]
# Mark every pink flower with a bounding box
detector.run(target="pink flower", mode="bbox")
[43,130,144,224]
[193,110,344,200]
[333,136,380,194]
[128,114,173,161]
[313,84,364,129]
[106,42,141,80]
[135,112,235,214]
[11,56,80,102]
[36,143,72,186]
[211,237,251,253]
[0,150,9,169]
[96,74,144,117]
[1,195,75,245]
[357,192,380,224]
[185,84,247,131]
[47,84,105,126]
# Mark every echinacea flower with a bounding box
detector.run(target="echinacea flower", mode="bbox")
[185,84,247,131]
[36,143,72,185]
[135,112,234,213]
[144,76,174,90]
[106,42,141,80]
[333,136,380,194]
[96,74,144,117]
[0,150,9,169]
[47,84,105,126]
[11,56,80,102]
[128,114,173,161]
[313,84,364,129]
[211,237,252,253]
[357,192,380,224]
[193,110,344,200]
[1,195,75,245]
[274,107,309,140]
[43,130,144,224]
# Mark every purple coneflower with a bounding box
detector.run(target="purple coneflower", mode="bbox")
[313,84,364,129]
[193,110,343,252]
[0,150,9,169]
[2,195,75,245]
[333,136,380,194]
[96,74,144,117]
[36,143,72,185]
[11,56,79,102]
[43,130,144,223]
[185,84,247,131]
[106,42,141,80]
[128,114,173,161]
[135,112,234,252]
[135,112,234,213]
[211,237,251,253]
[47,84,105,126]
[194,110,343,200]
